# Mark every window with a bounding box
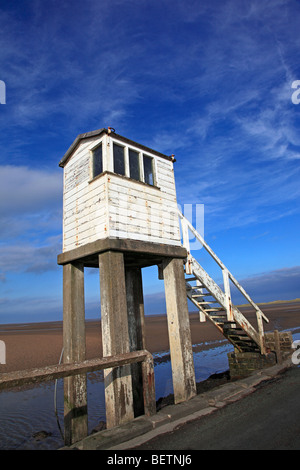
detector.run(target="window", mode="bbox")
[113,143,125,176]
[111,141,156,186]
[129,149,140,181]
[92,143,103,178]
[143,155,154,185]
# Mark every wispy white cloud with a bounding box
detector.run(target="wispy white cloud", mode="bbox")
[0,294,62,323]
[0,0,299,313]
[0,165,62,279]
[157,0,300,234]
[0,165,62,218]
[236,266,300,303]
[0,236,61,276]
[0,1,146,131]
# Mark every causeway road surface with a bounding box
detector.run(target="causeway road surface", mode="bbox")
[131,366,300,450]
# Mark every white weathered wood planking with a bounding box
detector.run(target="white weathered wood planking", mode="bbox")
[63,173,107,251]
[62,135,181,252]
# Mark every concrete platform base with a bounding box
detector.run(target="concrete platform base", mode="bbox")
[227,331,294,379]
[228,351,277,379]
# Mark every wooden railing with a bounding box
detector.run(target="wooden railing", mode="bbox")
[0,349,156,445]
[178,209,269,353]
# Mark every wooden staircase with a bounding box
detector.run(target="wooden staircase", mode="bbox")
[178,210,269,355]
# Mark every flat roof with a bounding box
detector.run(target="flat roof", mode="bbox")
[59,128,174,168]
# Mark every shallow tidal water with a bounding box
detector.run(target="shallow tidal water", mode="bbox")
[0,330,299,450]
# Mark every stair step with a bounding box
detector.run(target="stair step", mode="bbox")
[189,292,211,297]
[220,321,237,325]
[224,329,247,335]
[186,287,207,292]
[223,325,243,331]
[208,312,227,316]
[210,318,233,324]
[209,313,228,318]
[205,308,225,312]
[227,335,253,342]
[189,286,207,289]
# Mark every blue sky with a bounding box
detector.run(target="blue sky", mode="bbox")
[0,0,300,324]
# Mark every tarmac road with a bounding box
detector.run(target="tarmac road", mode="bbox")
[132,366,300,450]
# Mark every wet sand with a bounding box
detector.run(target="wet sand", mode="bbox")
[0,301,299,373]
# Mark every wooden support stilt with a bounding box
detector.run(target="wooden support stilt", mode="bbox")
[163,258,196,404]
[125,267,147,417]
[99,251,134,429]
[63,262,88,446]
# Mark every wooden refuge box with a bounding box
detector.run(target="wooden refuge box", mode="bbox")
[59,127,182,258]
[56,128,271,447]
[57,128,196,445]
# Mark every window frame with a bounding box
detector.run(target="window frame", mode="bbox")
[89,136,158,188]
[112,142,126,177]
[128,147,142,182]
[142,153,156,186]
[90,141,103,180]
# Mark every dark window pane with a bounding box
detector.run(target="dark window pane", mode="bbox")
[93,144,103,177]
[113,144,125,176]
[129,149,140,181]
[143,155,154,185]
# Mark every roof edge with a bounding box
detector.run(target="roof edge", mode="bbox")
[59,128,108,167]
[112,132,174,162]
[59,128,174,168]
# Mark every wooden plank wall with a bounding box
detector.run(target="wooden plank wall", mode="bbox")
[63,136,107,252]
[107,169,180,245]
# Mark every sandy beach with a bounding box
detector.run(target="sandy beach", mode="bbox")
[0,301,299,374]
